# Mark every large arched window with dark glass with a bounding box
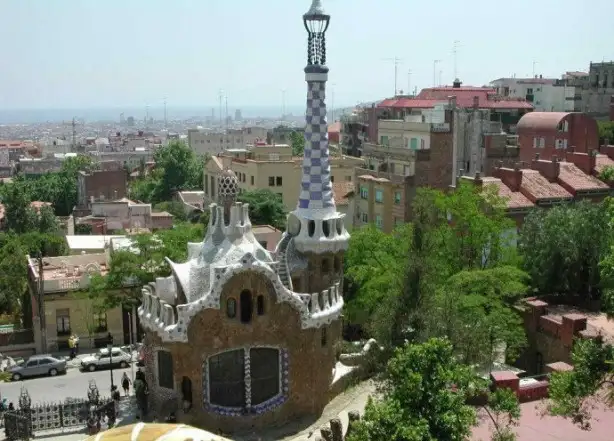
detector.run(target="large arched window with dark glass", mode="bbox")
[208,349,245,408]
[250,348,280,406]
[157,350,174,389]
[240,290,253,323]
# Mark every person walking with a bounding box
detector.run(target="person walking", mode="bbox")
[68,335,76,359]
[121,372,131,396]
[133,370,149,420]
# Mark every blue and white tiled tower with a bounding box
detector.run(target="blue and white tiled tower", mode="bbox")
[286,0,349,255]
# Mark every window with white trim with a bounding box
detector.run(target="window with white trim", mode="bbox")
[157,350,174,389]
[206,347,282,412]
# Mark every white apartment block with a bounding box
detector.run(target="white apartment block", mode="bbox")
[490,77,577,112]
[187,127,268,156]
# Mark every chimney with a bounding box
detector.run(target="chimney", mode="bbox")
[473,96,479,109]
[452,78,462,88]
[532,156,560,182]
[566,150,597,175]
[493,163,523,192]
[448,95,457,109]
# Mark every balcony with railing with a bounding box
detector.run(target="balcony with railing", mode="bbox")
[378,119,450,134]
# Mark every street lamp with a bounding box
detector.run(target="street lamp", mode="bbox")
[303,0,330,67]
[108,343,114,390]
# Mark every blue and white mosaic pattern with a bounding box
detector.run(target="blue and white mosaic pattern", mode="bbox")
[298,80,335,210]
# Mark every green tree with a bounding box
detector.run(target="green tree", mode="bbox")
[548,338,614,430]
[0,238,28,314]
[37,205,60,233]
[89,223,204,308]
[428,266,528,366]
[153,200,188,222]
[521,201,607,302]
[236,189,287,230]
[3,182,36,233]
[289,131,305,156]
[483,388,521,441]
[348,338,478,441]
[598,121,614,144]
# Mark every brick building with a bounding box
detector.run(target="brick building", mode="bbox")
[76,169,128,211]
[516,112,600,164]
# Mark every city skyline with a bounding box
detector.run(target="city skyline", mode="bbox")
[1,0,612,110]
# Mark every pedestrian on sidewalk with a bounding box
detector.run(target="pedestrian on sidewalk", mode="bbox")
[121,372,131,396]
[68,334,76,359]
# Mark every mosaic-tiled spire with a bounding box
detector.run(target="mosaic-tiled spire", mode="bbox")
[297,0,334,216]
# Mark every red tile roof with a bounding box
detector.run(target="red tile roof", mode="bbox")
[516,112,570,131]
[558,162,609,192]
[328,122,341,133]
[520,170,573,201]
[482,177,534,209]
[595,154,614,173]
[378,86,533,110]
[332,182,354,206]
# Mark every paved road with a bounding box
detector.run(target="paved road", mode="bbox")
[0,366,133,405]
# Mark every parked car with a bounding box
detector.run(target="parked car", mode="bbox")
[80,347,131,372]
[8,355,67,381]
[136,346,145,367]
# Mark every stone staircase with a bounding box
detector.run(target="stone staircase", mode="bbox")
[276,234,293,290]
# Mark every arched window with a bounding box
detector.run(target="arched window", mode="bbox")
[257,295,265,315]
[322,258,330,273]
[250,348,280,406]
[208,350,245,408]
[181,376,193,409]
[226,298,237,318]
[240,290,253,323]
[322,220,330,237]
[308,220,315,237]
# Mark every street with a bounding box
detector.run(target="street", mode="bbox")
[0,367,132,405]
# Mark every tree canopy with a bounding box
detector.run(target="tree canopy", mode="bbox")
[348,338,520,441]
[236,189,287,230]
[129,140,205,204]
[520,201,608,302]
[289,131,305,156]
[89,222,204,309]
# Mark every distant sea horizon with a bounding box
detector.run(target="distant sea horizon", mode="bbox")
[0,104,354,125]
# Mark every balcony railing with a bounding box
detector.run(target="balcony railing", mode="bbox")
[378,119,450,133]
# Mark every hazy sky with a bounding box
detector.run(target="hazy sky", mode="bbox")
[1,0,613,110]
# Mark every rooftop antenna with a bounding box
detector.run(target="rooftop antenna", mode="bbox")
[281,89,286,122]
[433,60,442,87]
[407,69,412,96]
[383,56,403,96]
[218,90,224,128]
[225,94,229,134]
[453,40,460,80]
[71,117,77,152]
[532,60,538,78]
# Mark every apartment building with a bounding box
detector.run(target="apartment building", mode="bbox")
[188,127,268,155]
[26,253,128,351]
[490,76,577,112]
[75,198,173,233]
[204,144,363,212]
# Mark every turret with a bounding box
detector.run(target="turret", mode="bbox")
[288,0,349,255]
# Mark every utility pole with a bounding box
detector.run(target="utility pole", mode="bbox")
[433,60,442,87]
[71,118,77,152]
[453,40,460,79]
[281,89,286,122]
[407,70,412,96]
[218,90,223,128]
[383,57,402,96]
[37,253,47,353]
[225,95,229,135]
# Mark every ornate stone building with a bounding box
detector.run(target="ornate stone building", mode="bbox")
[137,0,350,432]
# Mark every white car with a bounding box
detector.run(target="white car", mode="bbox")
[80,347,132,372]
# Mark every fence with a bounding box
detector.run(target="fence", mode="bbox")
[4,383,115,440]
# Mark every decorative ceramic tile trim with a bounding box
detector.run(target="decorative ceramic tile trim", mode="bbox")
[202,346,289,417]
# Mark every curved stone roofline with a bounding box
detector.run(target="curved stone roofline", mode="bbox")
[137,255,343,343]
[291,210,350,254]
